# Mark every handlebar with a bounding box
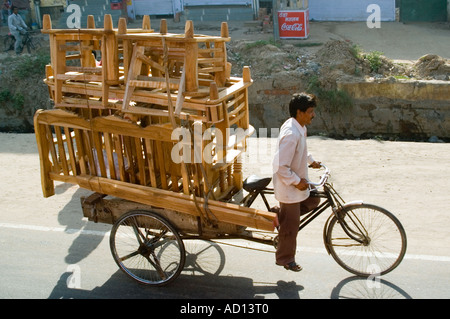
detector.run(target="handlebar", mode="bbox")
[307,164,330,188]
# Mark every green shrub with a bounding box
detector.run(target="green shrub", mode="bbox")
[245,38,280,49]
[14,52,50,79]
[306,76,353,114]
[365,51,384,73]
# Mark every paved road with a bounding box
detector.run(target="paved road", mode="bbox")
[1,221,450,299]
[1,134,450,300]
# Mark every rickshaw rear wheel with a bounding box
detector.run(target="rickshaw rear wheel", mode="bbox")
[110,210,186,286]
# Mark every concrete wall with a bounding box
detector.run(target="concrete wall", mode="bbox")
[248,76,450,140]
[309,0,396,21]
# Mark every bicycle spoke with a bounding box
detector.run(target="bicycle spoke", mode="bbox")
[119,250,140,262]
[147,252,167,280]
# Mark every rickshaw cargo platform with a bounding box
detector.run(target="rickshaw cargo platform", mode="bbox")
[80,193,277,245]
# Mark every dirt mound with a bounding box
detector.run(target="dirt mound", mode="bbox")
[228,40,303,77]
[413,54,450,80]
[315,40,359,69]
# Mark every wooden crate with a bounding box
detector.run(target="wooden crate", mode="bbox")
[41,14,250,125]
[33,109,274,231]
[35,14,267,230]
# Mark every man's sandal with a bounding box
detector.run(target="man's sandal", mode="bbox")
[282,262,303,272]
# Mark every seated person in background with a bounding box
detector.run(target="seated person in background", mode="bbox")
[8,5,28,54]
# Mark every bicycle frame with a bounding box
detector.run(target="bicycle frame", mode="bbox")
[242,177,369,249]
[243,181,343,230]
[4,32,34,53]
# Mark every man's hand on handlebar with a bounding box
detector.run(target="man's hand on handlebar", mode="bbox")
[295,178,309,191]
[309,161,322,169]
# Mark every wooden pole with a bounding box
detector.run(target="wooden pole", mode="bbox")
[160,19,168,35]
[184,20,198,93]
[273,0,280,40]
[142,15,151,30]
[118,17,131,80]
[103,14,118,85]
[87,15,95,28]
[162,37,177,129]
[214,22,229,87]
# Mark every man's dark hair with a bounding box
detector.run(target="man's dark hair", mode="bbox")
[289,93,317,118]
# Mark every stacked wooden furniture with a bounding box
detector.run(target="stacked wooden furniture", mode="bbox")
[35,14,275,233]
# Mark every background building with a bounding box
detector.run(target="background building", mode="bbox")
[29,0,449,29]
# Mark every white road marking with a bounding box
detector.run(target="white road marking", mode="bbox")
[2,222,450,262]
[0,222,110,237]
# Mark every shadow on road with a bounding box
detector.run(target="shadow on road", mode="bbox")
[48,239,304,299]
[331,275,412,299]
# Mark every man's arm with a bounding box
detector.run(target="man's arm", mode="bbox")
[19,15,27,30]
[8,14,17,31]
[274,134,301,186]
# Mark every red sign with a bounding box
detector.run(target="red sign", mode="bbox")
[278,10,309,39]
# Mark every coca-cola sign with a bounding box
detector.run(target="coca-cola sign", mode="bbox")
[278,10,309,39]
[281,23,303,31]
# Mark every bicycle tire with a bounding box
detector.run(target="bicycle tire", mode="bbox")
[25,40,32,53]
[3,35,14,52]
[110,210,186,286]
[325,204,407,277]
[23,34,37,53]
[29,36,40,51]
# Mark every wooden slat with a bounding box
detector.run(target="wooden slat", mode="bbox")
[45,125,60,174]
[73,128,88,175]
[229,109,247,126]
[198,57,224,64]
[136,53,166,73]
[134,137,147,185]
[59,44,94,51]
[228,101,246,118]
[55,73,103,82]
[122,44,144,111]
[114,134,128,182]
[64,127,78,176]
[144,138,158,188]
[216,80,252,102]
[92,132,107,178]
[155,140,168,189]
[103,132,117,180]
[129,78,179,90]
[123,136,136,184]
[198,67,223,73]
[65,66,103,74]
[33,111,55,197]
[83,130,97,176]
[54,126,70,176]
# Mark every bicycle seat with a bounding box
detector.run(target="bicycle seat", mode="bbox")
[243,175,272,192]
